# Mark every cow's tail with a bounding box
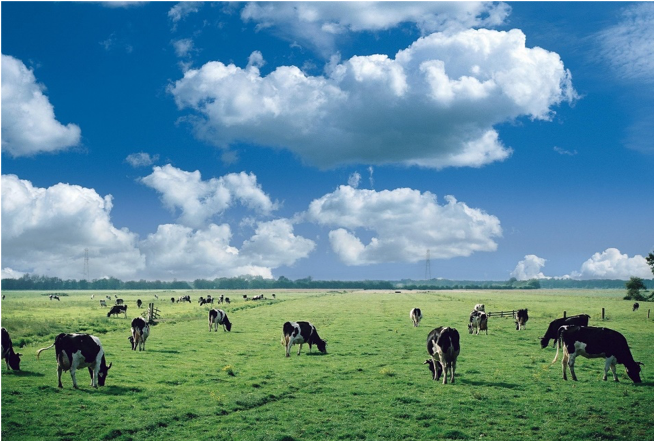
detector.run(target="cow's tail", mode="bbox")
[550,325,567,365]
[36,342,55,359]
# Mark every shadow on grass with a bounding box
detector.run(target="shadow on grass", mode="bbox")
[148,349,180,354]
[102,385,144,395]
[3,370,45,377]
[458,378,523,389]
[304,351,328,356]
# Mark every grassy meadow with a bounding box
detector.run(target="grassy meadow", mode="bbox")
[1,289,653,440]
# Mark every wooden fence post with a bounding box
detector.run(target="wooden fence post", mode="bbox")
[648,309,651,319]
[563,310,566,318]
[602,308,605,320]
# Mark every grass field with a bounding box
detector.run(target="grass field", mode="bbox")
[1,289,653,440]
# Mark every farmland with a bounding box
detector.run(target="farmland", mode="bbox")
[1,289,653,440]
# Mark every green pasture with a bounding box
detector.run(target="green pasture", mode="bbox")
[1,289,653,440]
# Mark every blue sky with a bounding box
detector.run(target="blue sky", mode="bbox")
[2,1,652,282]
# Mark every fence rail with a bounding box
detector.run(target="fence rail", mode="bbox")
[486,310,517,318]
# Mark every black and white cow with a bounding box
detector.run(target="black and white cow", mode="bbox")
[425,326,460,384]
[553,326,642,383]
[468,310,488,335]
[50,295,60,301]
[540,314,590,349]
[36,333,112,388]
[410,308,423,327]
[1,328,22,370]
[473,304,485,312]
[107,305,128,318]
[209,309,232,332]
[99,299,107,307]
[515,309,529,330]
[136,299,142,309]
[177,295,191,303]
[129,317,150,351]
[115,299,124,305]
[633,302,640,312]
[282,321,327,357]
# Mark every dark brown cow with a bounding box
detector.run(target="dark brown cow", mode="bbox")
[36,333,112,388]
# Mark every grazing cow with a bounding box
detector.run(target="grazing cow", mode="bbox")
[198,296,205,304]
[136,299,142,309]
[540,314,590,349]
[515,309,529,330]
[410,308,423,327]
[50,295,60,301]
[632,302,639,312]
[115,299,124,305]
[209,309,232,332]
[225,297,230,304]
[1,328,22,371]
[177,295,191,303]
[171,297,175,303]
[91,294,94,300]
[129,317,150,351]
[99,299,107,307]
[36,333,112,388]
[272,294,276,299]
[154,294,159,300]
[282,321,327,357]
[426,327,460,384]
[243,295,247,301]
[473,304,485,312]
[206,295,213,304]
[554,326,642,383]
[107,305,128,318]
[468,311,488,335]
[106,295,112,300]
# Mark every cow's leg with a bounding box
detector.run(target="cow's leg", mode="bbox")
[57,365,64,388]
[297,343,303,356]
[88,366,95,387]
[605,357,618,382]
[70,367,79,389]
[285,339,292,357]
[450,360,457,384]
[561,350,569,380]
[90,366,98,388]
[568,354,578,381]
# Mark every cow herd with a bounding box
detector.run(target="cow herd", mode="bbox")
[0,296,646,390]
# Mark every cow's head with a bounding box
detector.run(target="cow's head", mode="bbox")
[424,359,443,381]
[7,351,22,370]
[626,362,643,383]
[468,323,474,334]
[224,318,232,332]
[315,338,327,354]
[98,362,112,386]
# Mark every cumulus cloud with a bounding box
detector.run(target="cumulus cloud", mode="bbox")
[141,165,277,229]
[569,248,652,280]
[348,172,361,188]
[1,175,144,280]
[596,3,654,84]
[169,29,575,169]
[1,54,82,157]
[511,255,548,280]
[172,38,196,58]
[168,2,202,30]
[2,174,313,281]
[305,185,501,265]
[241,2,511,57]
[125,152,159,168]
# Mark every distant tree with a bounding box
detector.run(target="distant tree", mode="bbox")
[624,277,647,301]
[646,252,654,276]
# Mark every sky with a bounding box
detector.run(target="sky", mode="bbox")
[1,1,653,283]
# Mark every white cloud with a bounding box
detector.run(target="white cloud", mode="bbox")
[553,146,578,156]
[125,152,159,168]
[569,248,652,280]
[168,2,202,30]
[172,38,195,58]
[596,3,654,84]
[305,185,501,265]
[141,165,277,229]
[169,29,575,169]
[511,255,548,280]
[1,175,144,280]
[348,172,361,188]
[1,268,26,280]
[1,54,81,157]
[241,2,511,57]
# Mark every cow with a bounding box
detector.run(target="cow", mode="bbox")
[473,304,485,312]
[540,314,590,349]
[553,326,643,383]
[209,309,232,332]
[1,328,22,371]
[99,299,107,307]
[154,294,159,300]
[410,308,423,327]
[425,327,460,384]
[225,297,230,304]
[36,333,112,388]
[633,302,639,312]
[136,299,142,309]
[115,298,124,305]
[177,295,191,303]
[128,317,150,351]
[272,294,276,299]
[243,295,248,301]
[282,321,327,357]
[515,309,529,330]
[107,305,128,318]
[50,295,60,301]
[468,311,488,335]
[171,297,175,303]
[106,295,112,300]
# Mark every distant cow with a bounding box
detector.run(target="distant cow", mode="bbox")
[129,317,150,351]
[199,297,214,306]
[99,300,107,307]
[209,309,232,332]
[633,302,639,312]
[50,295,60,301]
[540,314,590,349]
[426,326,460,384]
[224,297,230,304]
[136,299,142,309]
[171,297,175,303]
[1,328,22,370]
[473,304,485,312]
[282,321,327,357]
[515,309,529,330]
[553,326,642,383]
[177,295,191,303]
[272,294,276,299]
[468,311,488,335]
[107,305,128,318]
[36,333,112,388]
[115,299,124,305]
[410,308,423,327]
